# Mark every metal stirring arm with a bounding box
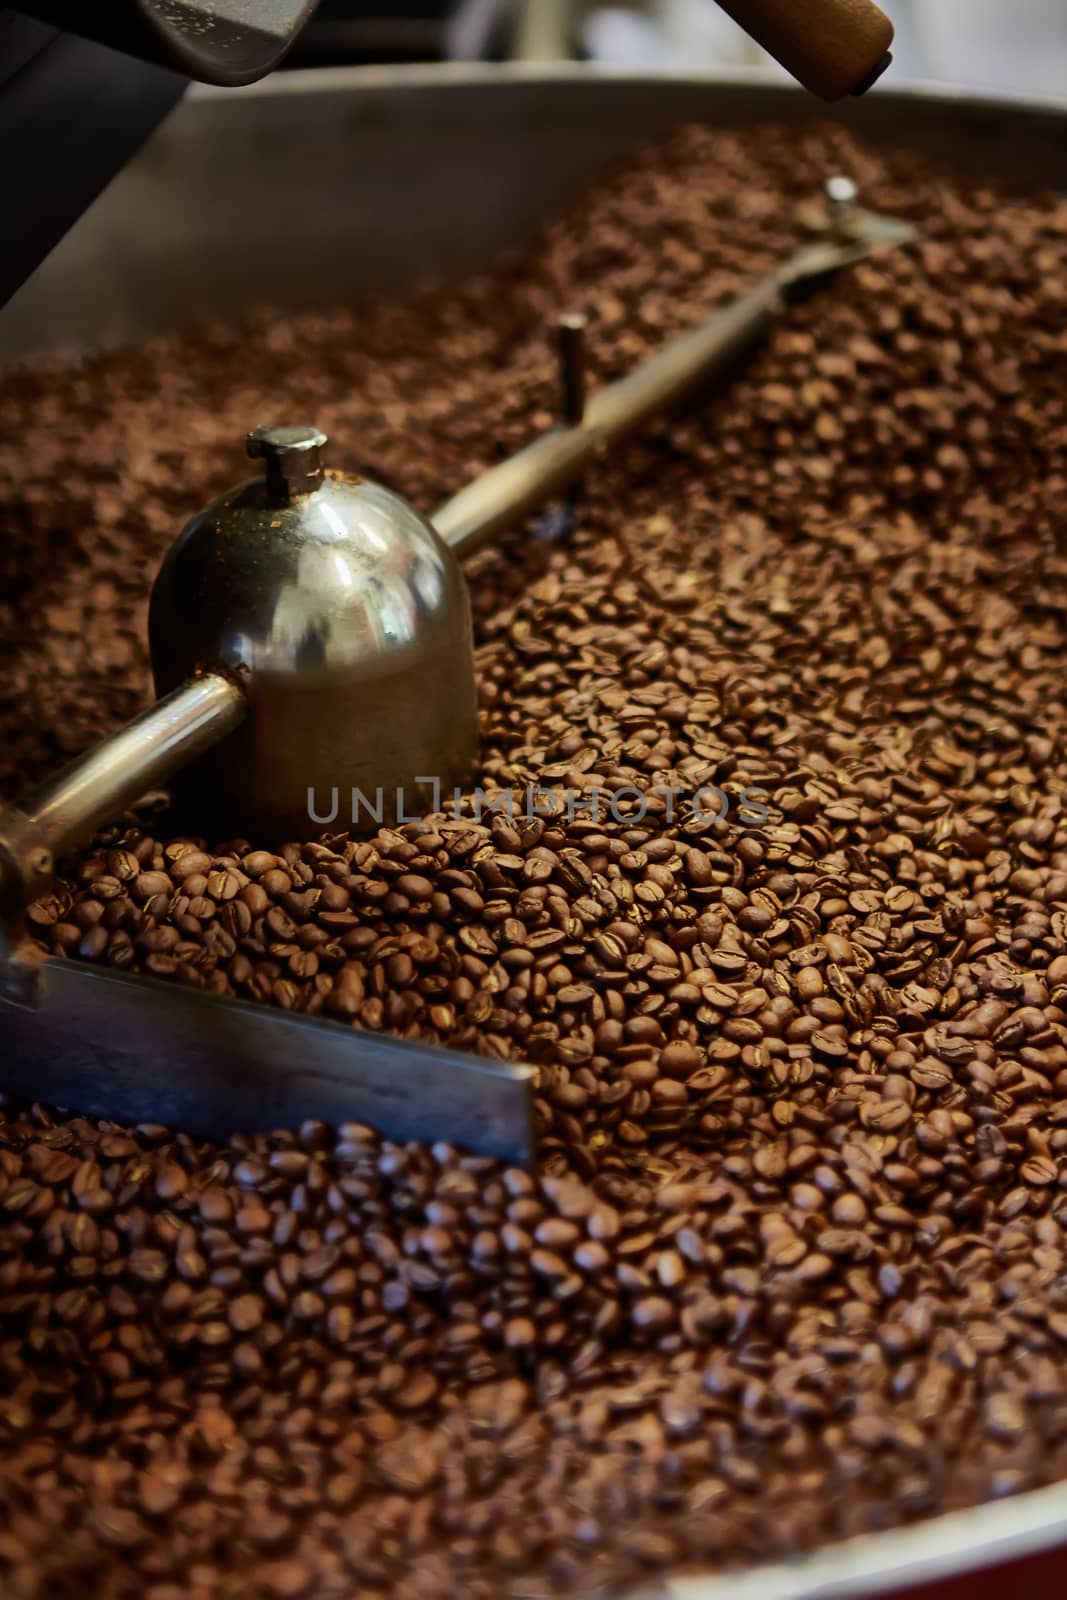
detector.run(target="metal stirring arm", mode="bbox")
[435,182,915,558]
[0,673,245,919]
[0,425,327,920]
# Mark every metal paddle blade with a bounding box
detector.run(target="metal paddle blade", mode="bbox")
[0,954,536,1164]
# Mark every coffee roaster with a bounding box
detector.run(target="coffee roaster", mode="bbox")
[3,6,1067,1592]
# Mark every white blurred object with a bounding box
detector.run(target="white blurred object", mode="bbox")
[583,7,669,66]
[907,0,1067,98]
[873,1,924,81]
[583,0,1067,99]
[658,0,767,68]
[585,0,780,71]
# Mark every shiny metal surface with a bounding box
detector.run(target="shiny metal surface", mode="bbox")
[1,63,1066,1599]
[150,434,479,841]
[246,422,328,499]
[0,673,244,914]
[22,0,320,87]
[0,951,535,1163]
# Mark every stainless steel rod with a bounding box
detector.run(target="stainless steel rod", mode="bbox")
[434,274,782,558]
[434,422,595,559]
[0,672,245,909]
[434,186,915,562]
[584,276,782,442]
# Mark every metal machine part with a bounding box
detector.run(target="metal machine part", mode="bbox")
[0,424,476,898]
[0,1,317,310]
[434,178,914,555]
[150,424,478,842]
[0,675,246,915]
[0,955,535,1163]
[15,1,321,85]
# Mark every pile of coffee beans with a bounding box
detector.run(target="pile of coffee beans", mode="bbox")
[2,120,1067,1598]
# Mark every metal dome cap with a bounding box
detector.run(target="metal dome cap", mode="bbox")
[150,425,462,682]
[148,427,479,843]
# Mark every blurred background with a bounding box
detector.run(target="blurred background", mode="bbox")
[290,0,1067,99]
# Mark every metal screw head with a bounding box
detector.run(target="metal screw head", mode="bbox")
[825,175,860,209]
[823,176,862,242]
[825,175,861,226]
[247,424,328,503]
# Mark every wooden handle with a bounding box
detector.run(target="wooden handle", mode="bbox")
[715,0,894,100]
